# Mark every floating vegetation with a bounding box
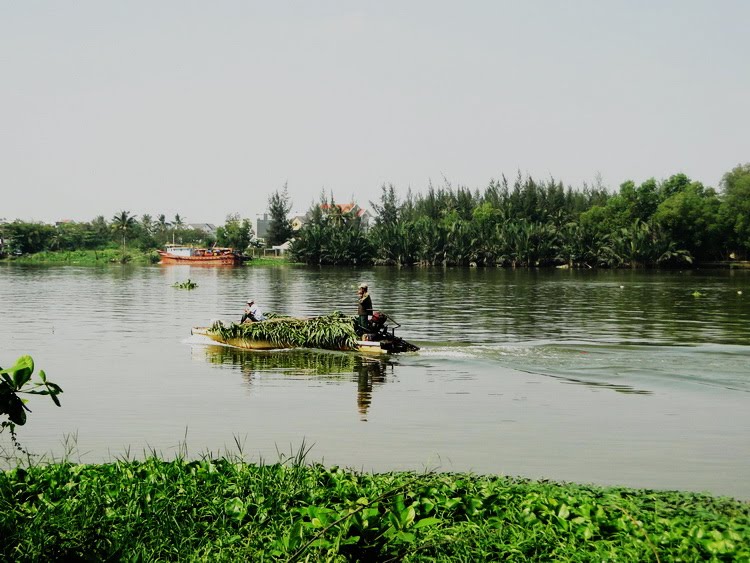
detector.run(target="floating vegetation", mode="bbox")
[173,279,197,290]
[692,290,704,297]
[208,312,359,350]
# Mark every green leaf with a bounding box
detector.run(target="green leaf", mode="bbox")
[396,531,416,543]
[223,497,246,522]
[412,517,441,530]
[50,390,61,407]
[11,355,34,388]
[402,506,416,527]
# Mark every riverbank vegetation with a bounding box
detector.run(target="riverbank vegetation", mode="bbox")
[2,163,749,269]
[7,248,160,266]
[291,164,750,268]
[1,453,747,561]
[0,212,217,260]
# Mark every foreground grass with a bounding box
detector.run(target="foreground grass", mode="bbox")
[1,456,748,561]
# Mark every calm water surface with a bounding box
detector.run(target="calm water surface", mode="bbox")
[2,264,749,499]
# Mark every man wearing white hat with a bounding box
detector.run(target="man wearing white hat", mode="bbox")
[356,283,373,333]
[241,299,265,323]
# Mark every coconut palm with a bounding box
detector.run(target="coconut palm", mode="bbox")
[156,214,171,233]
[140,214,155,235]
[112,211,137,257]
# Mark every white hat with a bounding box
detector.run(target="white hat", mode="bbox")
[358,282,367,289]
[247,299,254,304]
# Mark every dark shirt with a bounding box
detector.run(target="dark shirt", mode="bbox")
[358,293,373,316]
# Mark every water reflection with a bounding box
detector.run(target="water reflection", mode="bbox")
[195,345,393,420]
[354,357,389,421]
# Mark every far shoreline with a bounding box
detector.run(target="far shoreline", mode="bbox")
[3,249,749,270]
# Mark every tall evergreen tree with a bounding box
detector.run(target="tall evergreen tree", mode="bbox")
[267,184,294,246]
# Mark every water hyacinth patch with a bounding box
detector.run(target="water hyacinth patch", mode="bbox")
[0,455,748,561]
[172,279,198,290]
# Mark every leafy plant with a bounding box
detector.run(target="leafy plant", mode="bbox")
[0,355,62,450]
[1,456,748,561]
[172,279,197,290]
[208,313,359,350]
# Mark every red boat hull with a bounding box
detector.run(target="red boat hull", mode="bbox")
[158,247,242,265]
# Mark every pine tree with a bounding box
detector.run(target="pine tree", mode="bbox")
[267,184,294,246]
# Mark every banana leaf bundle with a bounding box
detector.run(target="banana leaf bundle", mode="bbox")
[207,312,359,350]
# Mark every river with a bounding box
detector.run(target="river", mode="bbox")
[1,264,749,499]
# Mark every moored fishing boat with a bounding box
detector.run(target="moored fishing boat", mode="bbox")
[158,244,244,265]
[191,312,419,354]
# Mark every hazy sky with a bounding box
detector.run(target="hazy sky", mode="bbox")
[2,1,748,225]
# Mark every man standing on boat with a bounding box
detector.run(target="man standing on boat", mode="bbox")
[241,299,265,323]
[356,283,373,333]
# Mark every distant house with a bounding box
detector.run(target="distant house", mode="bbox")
[188,223,218,238]
[269,240,293,256]
[318,203,371,230]
[257,213,300,240]
[256,214,272,240]
[260,203,371,238]
[291,215,307,231]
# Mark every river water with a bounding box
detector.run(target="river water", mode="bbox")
[1,264,749,499]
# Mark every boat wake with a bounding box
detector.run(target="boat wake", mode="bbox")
[408,340,750,394]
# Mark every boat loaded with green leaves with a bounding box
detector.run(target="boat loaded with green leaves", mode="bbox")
[192,312,419,354]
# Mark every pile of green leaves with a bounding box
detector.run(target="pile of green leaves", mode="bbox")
[1,456,748,561]
[208,312,359,350]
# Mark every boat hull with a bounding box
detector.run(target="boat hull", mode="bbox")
[158,244,244,265]
[158,252,241,265]
[191,326,416,354]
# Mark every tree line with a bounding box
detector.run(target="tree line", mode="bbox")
[290,163,750,268]
[3,164,749,267]
[0,183,297,259]
[0,212,256,257]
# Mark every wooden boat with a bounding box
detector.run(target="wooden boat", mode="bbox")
[158,244,243,265]
[191,314,419,355]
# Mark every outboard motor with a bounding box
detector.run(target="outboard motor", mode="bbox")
[360,311,420,352]
[370,311,388,332]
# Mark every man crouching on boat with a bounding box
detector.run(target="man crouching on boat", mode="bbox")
[241,299,266,323]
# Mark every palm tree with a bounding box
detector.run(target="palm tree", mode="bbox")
[171,214,185,244]
[140,214,155,235]
[112,211,137,257]
[156,214,171,233]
